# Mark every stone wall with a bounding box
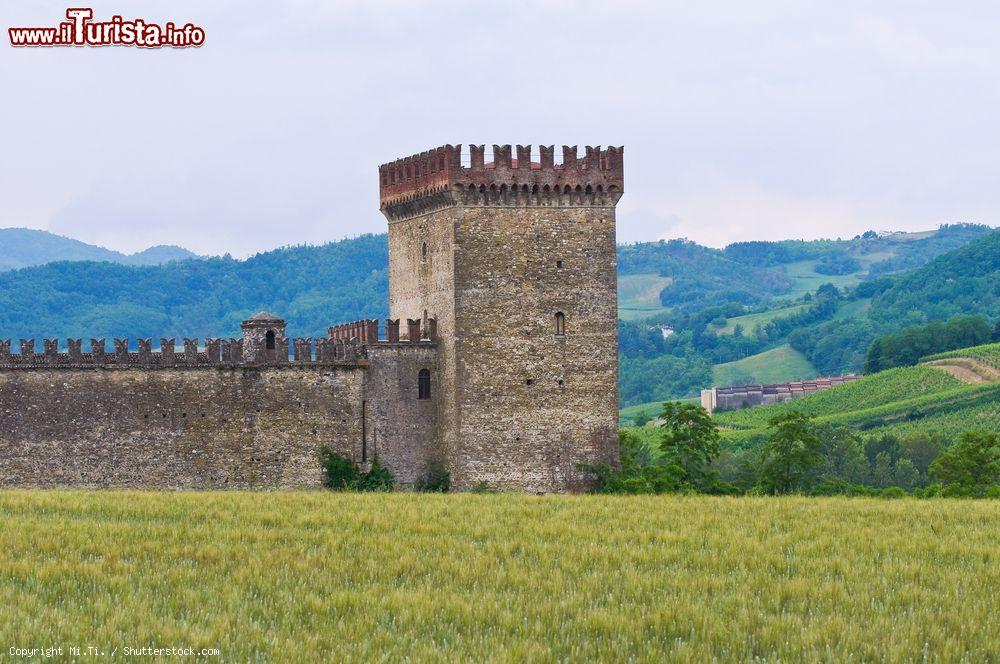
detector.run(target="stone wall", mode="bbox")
[451,205,620,491]
[0,331,441,489]
[0,366,365,489]
[365,343,439,487]
[388,208,459,484]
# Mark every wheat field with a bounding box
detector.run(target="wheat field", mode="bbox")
[0,492,997,662]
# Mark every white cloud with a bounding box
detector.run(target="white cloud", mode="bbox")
[1,1,998,255]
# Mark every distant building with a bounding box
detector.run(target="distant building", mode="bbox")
[701,375,862,414]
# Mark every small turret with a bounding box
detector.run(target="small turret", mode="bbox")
[241,311,287,365]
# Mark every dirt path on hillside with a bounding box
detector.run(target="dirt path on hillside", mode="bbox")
[924,358,1000,383]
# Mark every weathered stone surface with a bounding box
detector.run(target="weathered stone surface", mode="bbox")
[0,367,363,489]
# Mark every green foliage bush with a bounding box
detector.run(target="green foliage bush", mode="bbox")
[415,460,450,493]
[319,446,395,492]
[319,447,361,490]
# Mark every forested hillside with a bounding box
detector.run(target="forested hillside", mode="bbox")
[619,224,998,405]
[0,224,995,407]
[0,228,198,271]
[0,234,388,341]
[791,229,1000,375]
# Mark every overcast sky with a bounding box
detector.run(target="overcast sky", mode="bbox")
[2,1,999,256]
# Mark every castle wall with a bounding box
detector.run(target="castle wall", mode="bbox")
[388,210,458,475]
[450,205,619,492]
[0,366,366,489]
[388,204,620,492]
[365,343,439,487]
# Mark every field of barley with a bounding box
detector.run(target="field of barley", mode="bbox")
[0,492,997,662]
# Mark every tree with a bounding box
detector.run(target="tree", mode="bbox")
[899,431,946,477]
[869,452,895,488]
[583,430,681,494]
[755,412,824,494]
[659,402,722,491]
[815,425,867,485]
[864,434,901,467]
[930,430,1000,491]
[993,319,1000,342]
[583,403,726,494]
[892,458,920,491]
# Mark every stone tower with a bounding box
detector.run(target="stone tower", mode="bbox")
[241,311,288,364]
[379,144,623,492]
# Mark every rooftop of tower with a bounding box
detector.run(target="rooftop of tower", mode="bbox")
[378,144,624,209]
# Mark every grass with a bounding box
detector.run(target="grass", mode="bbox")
[1,491,998,662]
[712,344,817,387]
[924,342,1000,371]
[617,273,674,321]
[710,304,807,335]
[781,259,867,299]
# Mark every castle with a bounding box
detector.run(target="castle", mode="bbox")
[0,144,623,492]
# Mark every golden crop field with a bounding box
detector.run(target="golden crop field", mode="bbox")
[1,492,997,662]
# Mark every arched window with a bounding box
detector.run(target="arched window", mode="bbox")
[418,369,431,400]
[555,312,566,336]
[266,330,276,350]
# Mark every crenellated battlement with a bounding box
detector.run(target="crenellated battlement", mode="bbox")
[328,317,437,344]
[0,314,439,371]
[0,336,368,369]
[379,144,624,220]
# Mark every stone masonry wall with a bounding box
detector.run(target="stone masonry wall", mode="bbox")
[388,211,459,481]
[450,205,619,491]
[0,367,366,489]
[385,143,622,492]
[365,343,439,487]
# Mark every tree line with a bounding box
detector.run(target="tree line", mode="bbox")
[585,403,1000,498]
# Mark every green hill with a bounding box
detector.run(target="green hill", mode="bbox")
[791,229,1000,375]
[711,344,817,386]
[617,274,674,321]
[712,343,1000,447]
[0,234,388,341]
[0,228,198,271]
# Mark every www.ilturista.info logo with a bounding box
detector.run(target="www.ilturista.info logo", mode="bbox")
[9,8,205,48]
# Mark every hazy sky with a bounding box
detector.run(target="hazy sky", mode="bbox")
[3,1,999,256]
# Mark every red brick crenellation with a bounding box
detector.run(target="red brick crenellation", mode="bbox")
[378,144,624,209]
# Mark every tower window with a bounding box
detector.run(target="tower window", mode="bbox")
[266,330,276,350]
[418,369,431,400]
[421,242,428,260]
[556,260,563,268]
[554,312,566,336]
